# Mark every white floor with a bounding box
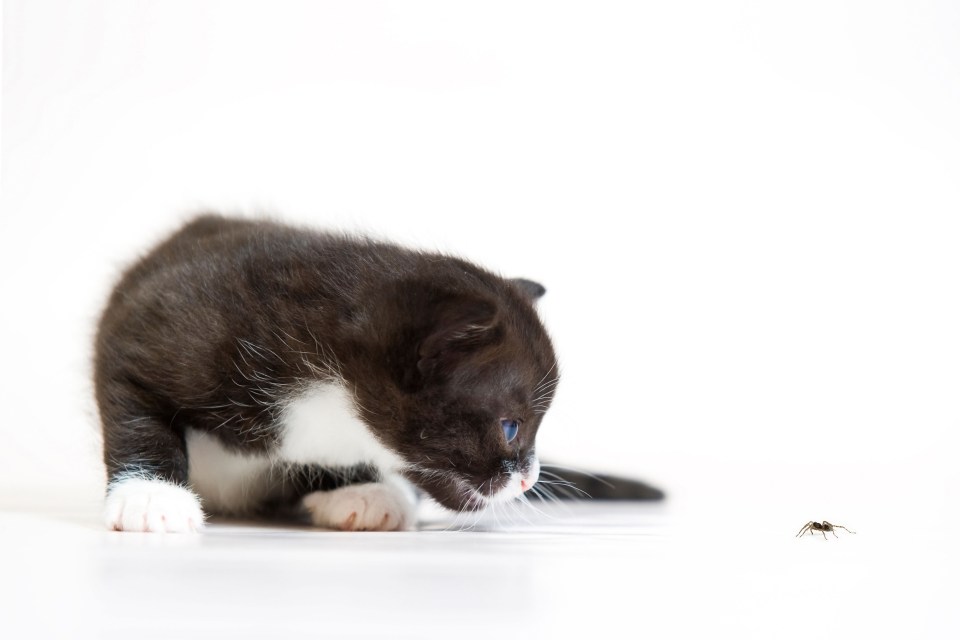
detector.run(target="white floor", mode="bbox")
[2,483,955,640]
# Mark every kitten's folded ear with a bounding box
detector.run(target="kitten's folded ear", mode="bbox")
[511,278,547,302]
[417,296,501,377]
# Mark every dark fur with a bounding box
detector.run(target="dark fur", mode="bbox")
[95,215,557,512]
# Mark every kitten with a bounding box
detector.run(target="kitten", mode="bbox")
[95,215,558,532]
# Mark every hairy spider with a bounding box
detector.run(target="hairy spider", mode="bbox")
[796,520,856,540]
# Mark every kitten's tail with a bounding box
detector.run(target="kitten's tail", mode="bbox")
[534,463,665,501]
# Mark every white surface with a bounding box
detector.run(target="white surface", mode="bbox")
[1,1,959,637]
[0,496,954,640]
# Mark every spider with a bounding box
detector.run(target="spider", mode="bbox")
[796,520,856,540]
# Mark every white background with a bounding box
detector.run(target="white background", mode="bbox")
[1,2,958,637]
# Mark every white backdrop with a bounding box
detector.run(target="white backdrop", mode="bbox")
[2,1,958,536]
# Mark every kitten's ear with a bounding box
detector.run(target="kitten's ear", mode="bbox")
[417,297,500,376]
[511,278,547,302]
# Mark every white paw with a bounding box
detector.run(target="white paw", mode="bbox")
[105,476,205,533]
[302,482,415,531]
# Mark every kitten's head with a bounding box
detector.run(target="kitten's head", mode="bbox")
[375,277,558,512]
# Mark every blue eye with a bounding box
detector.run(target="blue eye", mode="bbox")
[501,419,519,443]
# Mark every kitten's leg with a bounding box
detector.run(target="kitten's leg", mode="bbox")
[100,395,204,532]
[301,475,417,532]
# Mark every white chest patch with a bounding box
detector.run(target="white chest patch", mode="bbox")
[185,382,404,514]
[278,382,404,470]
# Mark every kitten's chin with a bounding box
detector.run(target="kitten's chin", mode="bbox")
[403,468,488,513]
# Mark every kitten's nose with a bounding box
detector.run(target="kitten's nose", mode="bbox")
[520,458,540,493]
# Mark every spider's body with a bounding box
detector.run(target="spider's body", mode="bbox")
[796,520,856,540]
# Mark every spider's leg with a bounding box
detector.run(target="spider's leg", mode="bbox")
[796,522,814,537]
[821,530,828,540]
[834,525,856,534]
[831,529,838,538]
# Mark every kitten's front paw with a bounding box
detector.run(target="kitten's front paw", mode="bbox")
[105,477,205,533]
[302,483,414,531]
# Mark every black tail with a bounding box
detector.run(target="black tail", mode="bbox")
[534,463,665,501]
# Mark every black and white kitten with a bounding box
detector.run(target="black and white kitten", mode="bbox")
[95,215,559,532]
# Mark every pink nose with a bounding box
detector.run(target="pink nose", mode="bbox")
[520,478,533,492]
